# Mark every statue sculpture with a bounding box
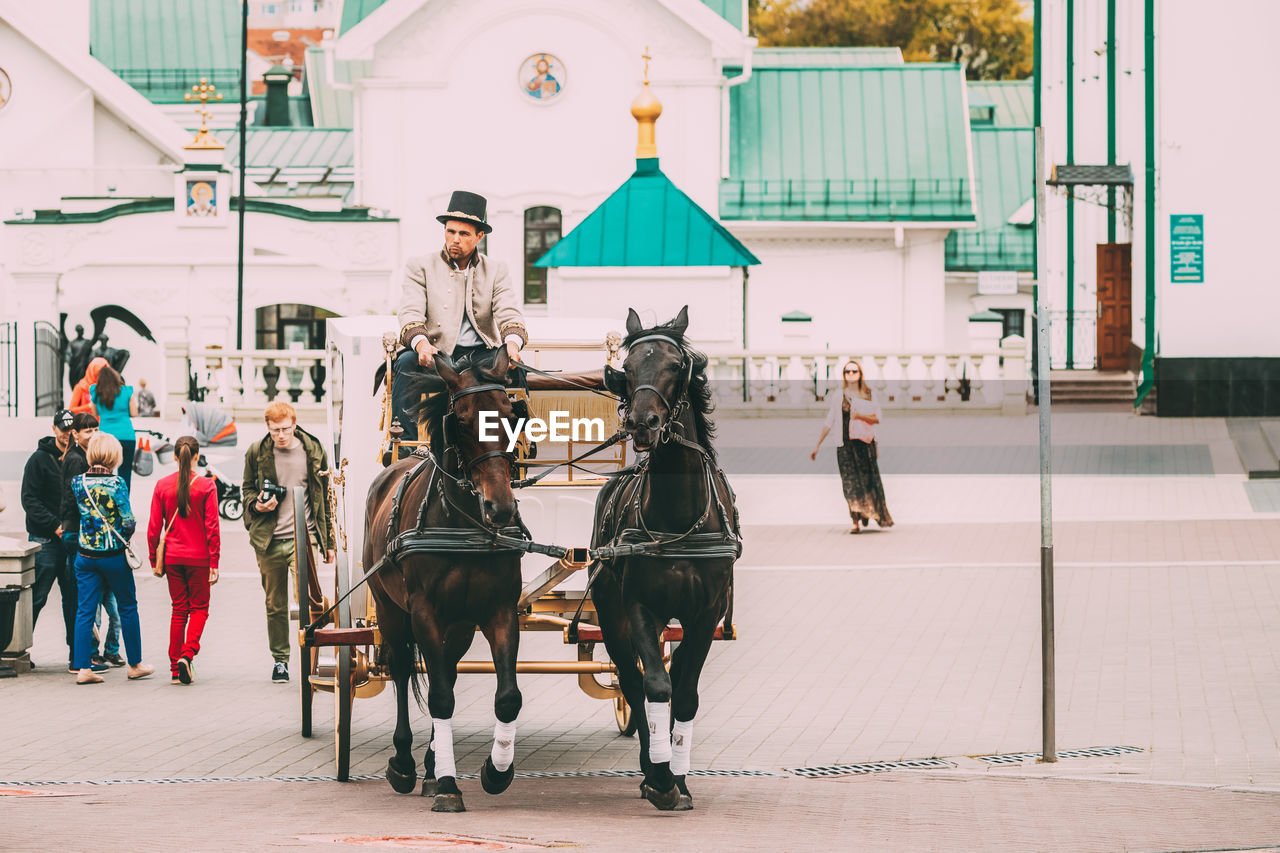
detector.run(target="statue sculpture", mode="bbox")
[60,305,156,389]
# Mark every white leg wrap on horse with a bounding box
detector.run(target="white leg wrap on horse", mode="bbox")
[670,719,694,776]
[431,718,456,779]
[646,701,672,764]
[491,718,517,772]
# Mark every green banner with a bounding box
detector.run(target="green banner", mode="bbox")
[1170,214,1204,283]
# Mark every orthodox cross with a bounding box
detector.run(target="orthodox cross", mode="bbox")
[184,78,225,150]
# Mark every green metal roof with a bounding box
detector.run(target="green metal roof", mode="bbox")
[698,0,742,30]
[967,80,1033,127]
[945,127,1034,271]
[90,0,241,101]
[214,129,354,201]
[340,0,389,34]
[722,64,975,221]
[736,47,904,69]
[536,158,760,268]
[304,46,368,128]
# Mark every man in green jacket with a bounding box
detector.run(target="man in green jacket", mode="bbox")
[242,401,333,683]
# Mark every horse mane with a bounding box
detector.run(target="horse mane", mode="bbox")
[622,322,717,460]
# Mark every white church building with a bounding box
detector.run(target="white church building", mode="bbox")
[1,0,1038,418]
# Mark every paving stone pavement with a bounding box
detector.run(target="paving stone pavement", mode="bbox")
[4,411,1280,849]
[3,773,1280,852]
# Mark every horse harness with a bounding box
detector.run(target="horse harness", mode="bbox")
[592,333,741,563]
[304,344,740,638]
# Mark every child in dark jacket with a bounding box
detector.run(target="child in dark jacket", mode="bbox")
[148,436,221,684]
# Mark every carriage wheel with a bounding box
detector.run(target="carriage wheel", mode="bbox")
[335,646,354,781]
[614,689,637,736]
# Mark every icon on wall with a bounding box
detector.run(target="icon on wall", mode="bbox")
[0,67,12,110]
[519,53,564,101]
[186,180,217,217]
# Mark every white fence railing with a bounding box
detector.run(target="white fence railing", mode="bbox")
[704,337,1028,413]
[170,337,1030,418]
[186,348,328,414]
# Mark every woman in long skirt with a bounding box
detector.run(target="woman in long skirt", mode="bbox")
[810,360,894,533]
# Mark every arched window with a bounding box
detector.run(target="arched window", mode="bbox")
[524,206,561,304]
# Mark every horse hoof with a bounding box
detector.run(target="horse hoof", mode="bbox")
[480,756,515,795]
[673,793,693,811]
[386,758,417,794]
[432,792,466,813]
[641,783,682,811]
[420,777,438,798]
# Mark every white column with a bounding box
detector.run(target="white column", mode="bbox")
[159,314,191,420]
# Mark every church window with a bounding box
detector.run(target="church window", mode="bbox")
[524,206,561,304]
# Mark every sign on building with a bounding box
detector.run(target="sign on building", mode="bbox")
[978,270,1019,295]
[1170,214,1204,283]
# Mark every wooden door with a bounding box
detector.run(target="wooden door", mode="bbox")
[1096,243,1132,370]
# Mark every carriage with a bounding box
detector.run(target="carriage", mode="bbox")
[290,316,733,784]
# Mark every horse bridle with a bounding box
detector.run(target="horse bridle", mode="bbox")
[624,334,692,446]
[433,382,521,524]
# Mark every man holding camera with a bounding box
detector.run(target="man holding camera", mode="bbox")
[242,401,333,682]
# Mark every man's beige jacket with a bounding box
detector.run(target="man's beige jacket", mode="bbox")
[397,250,528,353]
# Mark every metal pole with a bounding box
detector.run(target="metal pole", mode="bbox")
[1135,0,1157,408]
[1031,0,1042,399]
[1035,126,1057,763]
[235,0,248,349]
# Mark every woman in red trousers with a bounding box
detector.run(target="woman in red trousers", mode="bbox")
[148,436,220,684]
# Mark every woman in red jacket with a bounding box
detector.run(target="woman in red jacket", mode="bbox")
[148,436,220,684]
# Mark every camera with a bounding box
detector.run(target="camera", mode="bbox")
[259,479,289,502]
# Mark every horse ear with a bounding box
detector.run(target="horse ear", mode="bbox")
[435,353,460,386]
[670,305,689,336]
[604,364,628,398]
[625,308,643,336]
[485,346,511,383]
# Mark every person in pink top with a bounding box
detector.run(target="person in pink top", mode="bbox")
[810,360,894,533]
[148,436,220,684]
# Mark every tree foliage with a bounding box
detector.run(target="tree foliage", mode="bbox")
[750,0,1033,80]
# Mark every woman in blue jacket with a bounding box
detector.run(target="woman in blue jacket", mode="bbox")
[71,433,154,684]
[89,365,138,492]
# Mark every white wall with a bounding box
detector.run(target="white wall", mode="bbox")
[1154,1,1280,357]
[547,266,741,348]
[732,228,952,352]
[355,0,730,291]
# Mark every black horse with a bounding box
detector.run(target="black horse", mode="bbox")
[364,348,524,812]
[591,306,741,811]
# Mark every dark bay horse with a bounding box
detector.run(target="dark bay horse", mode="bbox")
[364,347,524,812]
[592,306,741,810]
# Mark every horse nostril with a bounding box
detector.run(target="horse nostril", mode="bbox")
[644,412,661,430]
[483,499,497,517]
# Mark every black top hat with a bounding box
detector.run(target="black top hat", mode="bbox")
[437,190,492,234]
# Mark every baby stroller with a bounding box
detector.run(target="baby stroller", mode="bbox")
[199,454,243,521]
[135,425,244,521]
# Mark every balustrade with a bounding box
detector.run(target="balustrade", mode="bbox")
[186,348,327,414]
[704,342,1026,412]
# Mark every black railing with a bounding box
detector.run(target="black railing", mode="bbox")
[33,320,64,416]
[0,322,16,417]
[945,230,1035,271]
[720,177,973,221]
[109,67,241,99]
